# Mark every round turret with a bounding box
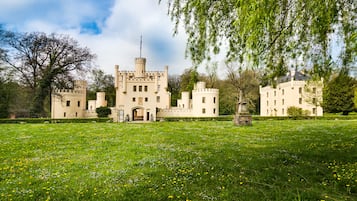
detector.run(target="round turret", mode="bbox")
[135,58,146,77]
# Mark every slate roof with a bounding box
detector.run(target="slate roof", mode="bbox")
[277,71,310,83]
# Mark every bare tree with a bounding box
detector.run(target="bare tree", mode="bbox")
[226,63,260,115]
[1,31,95,117]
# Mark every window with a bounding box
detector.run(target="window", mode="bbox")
[133,85,137,92]
[64,112,66,117]
[282,108,285,115]
[282,89,285,95]
[66,101,70,107]
[213,97,216,103]
[157,85,160,91]
[132,97,136,102]
[75,112,78,117]
[144,86,148,92]
[156,96,160,103]
[139,85,142,92]
[145,97,148,102]
[312,108,316,114]
[267,92,269,97]
[274,90,276,96]
[299,87,302,94]
[213,108,216,114]
[267,101,269,106]
[313,87,316,93]
[202,108,206,114]
[312,98,317,104]
[299,98,302,104]
[77,101,80,107]
[274,100,276,106]
[202,97,206,103]
[282,99,284,105]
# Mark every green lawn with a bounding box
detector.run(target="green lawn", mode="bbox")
[0,120,356,201]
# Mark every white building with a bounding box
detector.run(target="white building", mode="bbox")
[113,57,171,122]
[51,81,108,119]
[51,56,219,121]
[260,71,323,116]
[51,80,87,119]
[157,82,219,118]
[113,57,219,122]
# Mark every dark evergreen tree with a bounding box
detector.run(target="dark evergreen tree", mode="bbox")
[323,68,356,115]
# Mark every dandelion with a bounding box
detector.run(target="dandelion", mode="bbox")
[168,195,174,199]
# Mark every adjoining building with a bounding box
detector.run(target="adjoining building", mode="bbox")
[51,80,87,119]
[259,70,323,116]
[157,81,219,118]
[51,81,107,119]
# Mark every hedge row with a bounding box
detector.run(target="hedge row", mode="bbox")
[161,115,357,122]
[0,118,112,124]
[1,115,356,124]
[159,116,233,122]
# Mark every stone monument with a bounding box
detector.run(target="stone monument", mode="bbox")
[234,99,252,126]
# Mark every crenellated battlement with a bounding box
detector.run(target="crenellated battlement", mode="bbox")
[53,89,85,94]
[193,88,219,93]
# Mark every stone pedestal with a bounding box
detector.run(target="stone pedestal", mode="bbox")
[234,114,252,126]
[234,101,252,126]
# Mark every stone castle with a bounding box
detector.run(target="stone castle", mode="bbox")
[51,56,220,122]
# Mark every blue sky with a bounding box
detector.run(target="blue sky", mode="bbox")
[0,0,193,75]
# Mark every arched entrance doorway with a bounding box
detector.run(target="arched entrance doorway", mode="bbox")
[132,107,144,121]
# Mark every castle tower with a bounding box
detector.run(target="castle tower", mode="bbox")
[96,92,107,108]
[51,80,87,119]
[135,57,146,77]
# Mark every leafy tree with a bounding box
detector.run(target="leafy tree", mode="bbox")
[88,69,115,107]
[323,68,356,115]
[217,79,236,115]
[179,67,200,94]
[96,106,112,118]
[1,31,95,117]
[160,0,356,75]
[168,75,181,106]
[0,67,14,118]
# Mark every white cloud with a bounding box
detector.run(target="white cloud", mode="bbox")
[0,0,193,76]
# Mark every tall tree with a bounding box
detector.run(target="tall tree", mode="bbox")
[226,64,260,114]
[1,31,95,117]
[323,68,356,115]
[168,74,181,106]
[0,67,13,118]
[180,67,200,94]
[88,69,115,107]
[204,61,219,88]
[160,0,356,75]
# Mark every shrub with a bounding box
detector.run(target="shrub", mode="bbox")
[287,106,303,117]
[95,107,112,118]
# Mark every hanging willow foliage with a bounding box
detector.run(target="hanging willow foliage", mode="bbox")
[160,0,356,77]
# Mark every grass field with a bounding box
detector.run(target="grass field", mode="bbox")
[0,120,356,201]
